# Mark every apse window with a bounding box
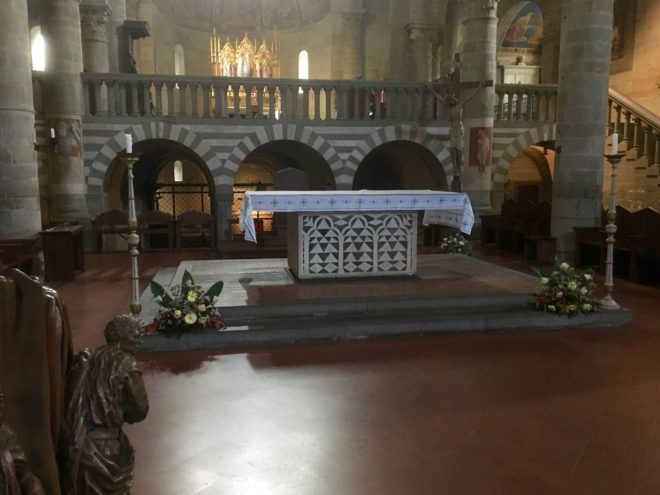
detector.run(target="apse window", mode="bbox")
[31,26,45,72]
[174,45,186,75]
[298,50,309,94]
[173,160,183,182]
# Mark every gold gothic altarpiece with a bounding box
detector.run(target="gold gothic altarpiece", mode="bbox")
[210,30,280,117]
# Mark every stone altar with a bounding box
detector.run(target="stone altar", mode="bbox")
[240,190,474,279]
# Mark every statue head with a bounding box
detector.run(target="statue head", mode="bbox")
[104,315,142,355]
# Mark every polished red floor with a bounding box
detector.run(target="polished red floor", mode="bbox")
[54,248,660,495]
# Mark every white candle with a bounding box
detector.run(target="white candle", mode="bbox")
[125,133,132,153]
[611,133,618,154]
[50,128,55,139]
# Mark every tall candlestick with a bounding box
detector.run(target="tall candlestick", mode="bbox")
[611,132,618,154]
[125,133,132,153]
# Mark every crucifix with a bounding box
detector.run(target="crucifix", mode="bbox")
[430,53,493,192]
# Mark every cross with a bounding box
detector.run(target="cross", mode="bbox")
[430,53,493,105]
[429,53,494,192]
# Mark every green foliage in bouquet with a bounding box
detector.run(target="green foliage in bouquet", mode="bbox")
[532,262,598,316]
[148,270,225,338]
[438,232,471,255]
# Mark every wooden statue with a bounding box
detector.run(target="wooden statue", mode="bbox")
[64,315,149,495]
[0,390,46,495]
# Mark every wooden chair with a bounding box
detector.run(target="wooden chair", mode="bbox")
[91,209,129,252]
[138,210,176,251]
[176,210,215,250]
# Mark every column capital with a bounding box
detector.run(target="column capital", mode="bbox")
[461,0,498,20]
[80,3,111,42]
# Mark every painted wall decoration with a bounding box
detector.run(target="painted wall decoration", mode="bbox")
[468,127,492,173]
[502,2,544,50]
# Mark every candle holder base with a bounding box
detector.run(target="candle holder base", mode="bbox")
[600,295,620,311]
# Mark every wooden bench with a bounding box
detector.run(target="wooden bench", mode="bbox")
[0,237,39,275]
[138,210,176,251]
[575,206,660,282]
[481,200,555,262]
[91,209,129,252]
[176,209,215,250]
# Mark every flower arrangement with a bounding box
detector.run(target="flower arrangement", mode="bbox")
[438,231,471,255]
[532,262,598,316]
[147,270,225,338]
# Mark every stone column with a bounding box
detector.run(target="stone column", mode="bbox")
[341,8,365,79]
[80,1,111,72]
[42,0,89,223]
[107,0,126,73]
[551,0,614,259]
[0,0,42,238]
[460,0,498,218]
[406,23,439,81]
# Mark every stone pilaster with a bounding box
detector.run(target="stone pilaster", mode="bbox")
[0,0,42,238]
[460,0,498,217]
[81,1,111,72]
[42,0,89,223]
[405,23,440,81]
[342,8,365,79]
[551,0,614,260]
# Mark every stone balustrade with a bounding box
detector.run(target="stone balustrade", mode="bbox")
[494,83,558,122]
[608,88,660,169]
[31,74,562,125]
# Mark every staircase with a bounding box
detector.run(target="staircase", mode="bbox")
[607,89,660,211]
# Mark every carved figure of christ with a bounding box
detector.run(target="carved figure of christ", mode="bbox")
[430,53,493,191]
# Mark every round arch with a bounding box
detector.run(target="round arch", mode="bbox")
[492,123,555,211]
[343,125,454,188]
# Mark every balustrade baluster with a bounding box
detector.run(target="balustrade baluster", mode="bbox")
[622,111,632,149]
[614,104,622,134]
[166,82,174,116]
[325,87,334,120]
[607,99,614,133]
[202,84,211,118]
[118,81,128,116]
[631,117,641,155]
[190,82,199,118]
[257,86,265,119]
[107,81,116,116]
[301,86,310,120]
[313,86,321,121]
[154,82,163,115]
[142,82,152,116]
[654,133,660,168]
[267,85,275,119]
[129,82,139,116]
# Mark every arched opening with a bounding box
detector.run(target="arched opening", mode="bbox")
[298,50,309,80]
[230,140,335,238]
[105,139,214,219]
[504,145,554,205]
[352,141,448,191]
[30,26,46,72]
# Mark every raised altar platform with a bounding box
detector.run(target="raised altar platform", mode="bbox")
[139,254,632,352]
[239,190,475,279]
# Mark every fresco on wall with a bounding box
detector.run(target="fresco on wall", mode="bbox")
[502,2,543,50]
[611,0,636,72]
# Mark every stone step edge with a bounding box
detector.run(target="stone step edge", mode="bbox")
[140,307,632,353]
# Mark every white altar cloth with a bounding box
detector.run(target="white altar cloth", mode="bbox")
[239,190,474,242]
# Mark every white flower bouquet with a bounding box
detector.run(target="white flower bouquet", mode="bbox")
[438,231,471,255]
[147,270,224,338]
[532,262,598,316]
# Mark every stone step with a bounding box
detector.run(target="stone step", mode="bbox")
[140,305,632,353]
